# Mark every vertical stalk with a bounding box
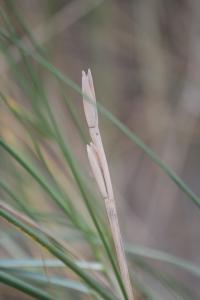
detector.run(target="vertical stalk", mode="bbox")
[82,69,134,300]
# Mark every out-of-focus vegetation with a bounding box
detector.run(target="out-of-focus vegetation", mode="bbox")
[0,0,200,299]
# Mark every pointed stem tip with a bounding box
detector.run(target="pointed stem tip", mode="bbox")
[82,69,98,128]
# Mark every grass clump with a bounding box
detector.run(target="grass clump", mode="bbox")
[0,2,200,300]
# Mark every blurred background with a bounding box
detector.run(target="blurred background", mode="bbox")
[1,0,200,299]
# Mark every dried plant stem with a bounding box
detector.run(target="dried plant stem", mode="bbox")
[95,129,133,300]
[82,69,134,300]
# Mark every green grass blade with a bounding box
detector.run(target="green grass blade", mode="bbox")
[0,204,116,300]
[0,179,33,217]
[8,270,90,294]
[130,273,156,300]
[126,244,200,278]
[0,138,92,233]
[59,82,87,143]
[4,0,45,55]
[0,139,70,215]
[0,259,103,271]
[0,271,53,300]
[1,6,85,145]
[133,259,199,300]
[0,93,93,238]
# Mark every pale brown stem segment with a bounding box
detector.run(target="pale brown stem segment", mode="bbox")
[82,70,134,300]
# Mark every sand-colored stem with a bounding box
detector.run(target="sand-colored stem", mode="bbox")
[82,69,134,300]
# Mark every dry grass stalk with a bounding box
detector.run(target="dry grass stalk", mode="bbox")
[82,69,134,300]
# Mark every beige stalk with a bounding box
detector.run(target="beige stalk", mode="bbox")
[82,69,134,300]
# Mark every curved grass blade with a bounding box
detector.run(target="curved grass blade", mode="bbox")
[0,93,94,239]
[0,199,113,294]
[59,82,87,143]
[8,270,90,294]
[3,0,45,56]
[0,203,117,300]
[126,244,200,278]
[133,259,199,300]
[0,178,78,232]
[0,138,94,237]
[0,258,103,271]
[0,179,32,215]
[130,277,156,300]
[12,1,87,143]
[0,7,86,144]
[0,271,53,300]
